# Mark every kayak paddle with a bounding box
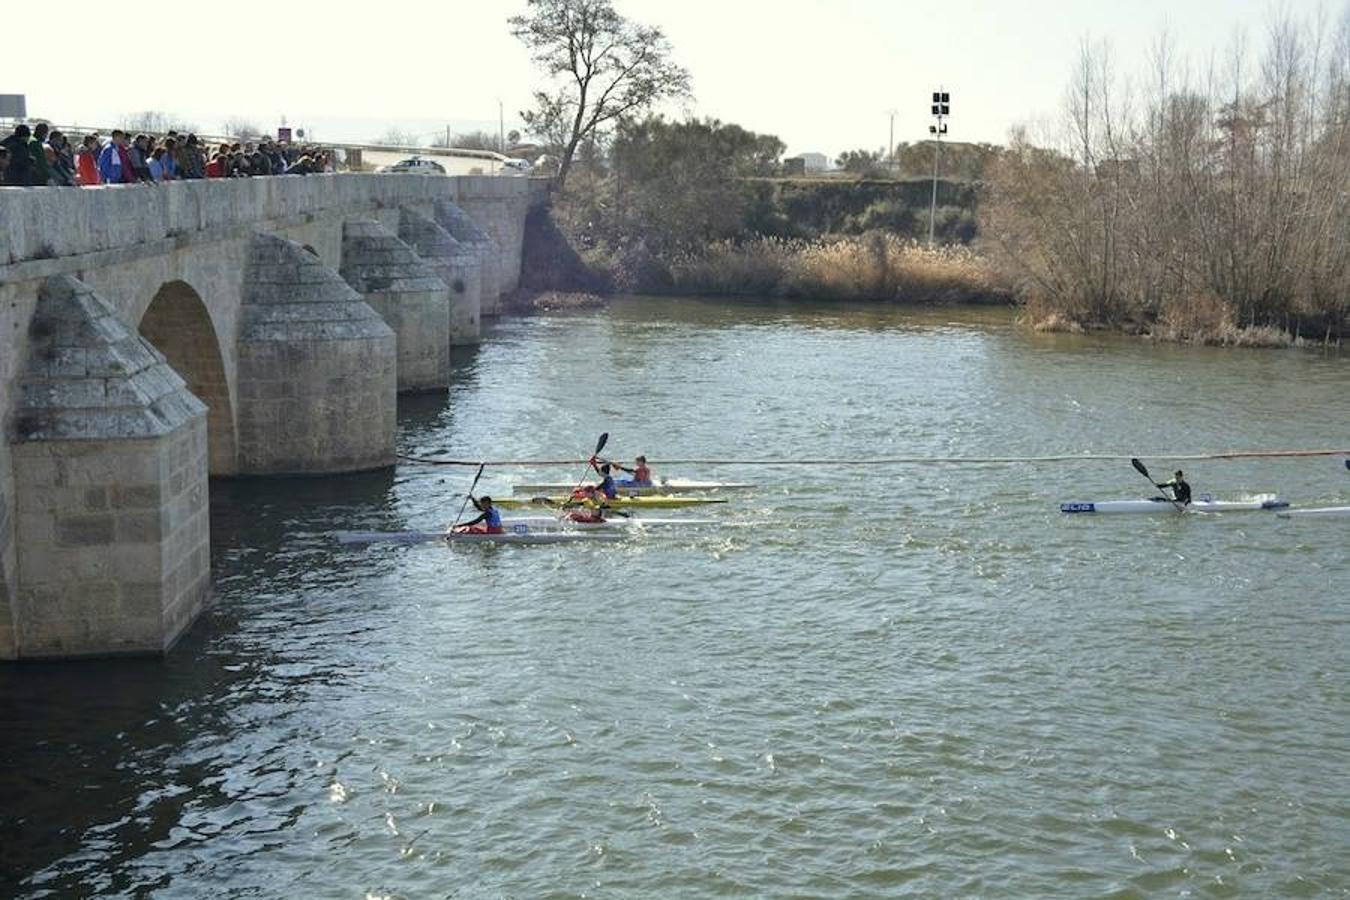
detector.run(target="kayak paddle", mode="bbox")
[561,433,608,522]
[1131,457,1185,512]
[449,462,487,530]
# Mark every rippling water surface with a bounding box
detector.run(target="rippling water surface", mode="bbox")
[2,299,1347,898]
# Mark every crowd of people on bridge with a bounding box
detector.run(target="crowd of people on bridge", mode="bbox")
[1,121,336,187]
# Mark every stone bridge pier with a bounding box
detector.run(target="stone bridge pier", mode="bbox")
[0,174,548,659]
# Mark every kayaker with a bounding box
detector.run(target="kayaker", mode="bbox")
[452,495,504,534]
[589,462,619,500]
[565,507,607,524]
[614,455,654,488]
[1158,470,1192,505]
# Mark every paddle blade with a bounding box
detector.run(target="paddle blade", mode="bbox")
[1131,458,1151,480]
[1345,459,1349,471]
[594,432,609,456]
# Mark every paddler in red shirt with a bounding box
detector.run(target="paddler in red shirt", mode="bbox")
[613,455,653,488]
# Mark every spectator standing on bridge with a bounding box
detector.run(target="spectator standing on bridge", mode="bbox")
[178,135,205,179]
[28,123,51,185]
[2,124,34,185]
[127,135,153,182]
[147,147,168,182]
[4,124,35,184]
[159,138,179,180]
[0,145,8,184]
[98,131,125,183]
[47,131,77,186]
[76,134,101,185]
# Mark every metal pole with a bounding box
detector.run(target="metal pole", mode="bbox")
[498,100,505,153]
[928,132,942,247]
[888,111,895,174]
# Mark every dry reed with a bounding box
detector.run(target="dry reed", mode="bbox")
[668,234,1013,305]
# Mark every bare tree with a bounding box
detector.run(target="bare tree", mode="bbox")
[984,6,1350,343]
[430,130,499,150]
[510,0,691,187]
[376,127,421,147]
[121,110,199,134]
[222,117,268,141]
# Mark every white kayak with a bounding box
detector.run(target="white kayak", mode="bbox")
[1061,496,1289,514]
[336,528,626,546]
[503,515,721,529]
[511,479,753,496]
[1276,506,1350,519]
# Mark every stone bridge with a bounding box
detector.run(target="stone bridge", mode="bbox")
[0,175,546,660]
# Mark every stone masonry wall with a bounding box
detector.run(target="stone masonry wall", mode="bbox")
[455,177,548,297]
[10,275,210,658]
[235,234,396,475]
[434,200,502,315]
[398,208,481,346]
[339,219,450,393]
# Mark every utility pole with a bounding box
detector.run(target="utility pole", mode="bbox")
[927,88,950,248]
[498,99,505,153]
[886,109,897,174]
[446,124,451,148]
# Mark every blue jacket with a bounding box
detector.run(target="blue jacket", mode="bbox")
[97,142,122,184]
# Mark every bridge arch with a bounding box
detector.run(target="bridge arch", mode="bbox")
[138,281,238,476]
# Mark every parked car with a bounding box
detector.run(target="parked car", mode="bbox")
[379,156,446,175]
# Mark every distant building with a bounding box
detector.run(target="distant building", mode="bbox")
[787,152,830,174]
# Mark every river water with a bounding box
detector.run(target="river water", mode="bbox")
[2,299,1347,898]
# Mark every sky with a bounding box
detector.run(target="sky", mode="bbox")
[2,0,1333,156]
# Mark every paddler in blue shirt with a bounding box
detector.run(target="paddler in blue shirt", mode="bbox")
[453,495,504,534]
[613,455,653,488]
[1157,470,1192,505]
[593,463,619,500]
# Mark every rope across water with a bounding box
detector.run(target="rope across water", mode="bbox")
[397,448,1350,468]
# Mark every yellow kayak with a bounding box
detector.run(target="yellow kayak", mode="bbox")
[494,494,729,510]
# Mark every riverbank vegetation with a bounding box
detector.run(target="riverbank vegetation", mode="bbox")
[665,236,1010,304]
[983,12,1350,345]
[532,116,992,300]
[514,1,1347,345]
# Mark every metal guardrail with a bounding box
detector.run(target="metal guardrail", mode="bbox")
[0,120,236,144]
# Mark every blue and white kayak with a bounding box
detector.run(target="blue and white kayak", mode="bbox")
[1276,505,1350,519]
[1061,496,1288,514]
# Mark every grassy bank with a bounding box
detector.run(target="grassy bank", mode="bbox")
[664,234,1012,304]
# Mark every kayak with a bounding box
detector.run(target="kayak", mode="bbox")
[501,515,721,529]
[512,479,754,495]
[336,528,626,546]
[1061,496,1288,514]
[494,495,729,510]
[1276,506,1350,519]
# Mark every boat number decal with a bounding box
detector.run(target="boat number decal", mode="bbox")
[1061,503,1095,513]
[512,524,530,534]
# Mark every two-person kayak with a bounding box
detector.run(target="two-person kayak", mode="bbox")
[512,479,753,495]
[495,495,729,510]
